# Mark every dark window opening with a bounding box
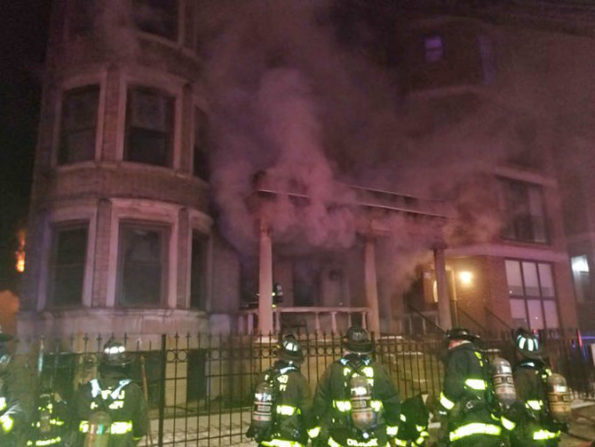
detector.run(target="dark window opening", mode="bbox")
[193,108,209,181]
[125,87,174,167]
[59,86,99,164]
[48,224,88,308]
[132,0,178,40]
[117,223,168,307]
[190,231,209,310]
[424,35,444,63]
[499,178,548,244]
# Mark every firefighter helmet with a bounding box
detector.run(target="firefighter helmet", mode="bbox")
[343,326,373,354]
[445,327,479,343]
[513,328,543,360]
[101,339,132,367]
[278,334,304,362]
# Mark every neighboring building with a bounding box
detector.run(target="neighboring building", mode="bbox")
[19,0,585,338]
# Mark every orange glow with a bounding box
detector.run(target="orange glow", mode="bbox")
[458,271,473,286]
[15,229,26,273]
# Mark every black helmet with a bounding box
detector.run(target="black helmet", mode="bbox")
[445,328,479,343]
[101,339,132,367]
[278,335,304,362]
[343,326,373,354]
[513,328,543,360]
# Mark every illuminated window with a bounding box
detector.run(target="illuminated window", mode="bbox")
[193,108,209,181]
[117,222,169,307]
[47,224,88,308]
[571,255,592,302]
[499,178,548,244]
[59,86,99,164]
[190,231,209,310]
[125,87,174,167]
[133,0,178,40]
[424,35,444,63]
[505,259,558,329]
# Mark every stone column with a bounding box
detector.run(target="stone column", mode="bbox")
[91,198,112,307]
[258,222,273,334]
[434,245,452,330]
[364,238,381,335]
[176,207,190,308]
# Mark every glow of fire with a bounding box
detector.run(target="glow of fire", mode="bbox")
[15,229,26,273]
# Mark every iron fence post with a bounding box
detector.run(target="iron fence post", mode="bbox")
[158,334,166,447]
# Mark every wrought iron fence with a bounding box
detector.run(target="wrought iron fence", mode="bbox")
[9,329,595,447]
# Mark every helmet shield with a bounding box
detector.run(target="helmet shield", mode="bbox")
[513,328,543,359]
[278,335,304,362]
[445,328,479,343]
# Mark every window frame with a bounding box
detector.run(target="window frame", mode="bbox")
[58,85,101,165]
[192,106,209,181]
[424,34,444,63]
[132,0,182,44]
[505,258,560,330]
[46,221,90,309]
[498,177,549,245]
[116,220,170,308]
[124,85,176,168]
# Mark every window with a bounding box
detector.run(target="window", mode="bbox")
[132,0,178,40]
[571,255,592,302]
[505,259,559,329]
[125,87,174,167]
[193,108,209,181]
[47,224,88,307]
[190,231,208,310]
[499,178,548,243]
[59,86,99,164]
[424,35,444,63]
[117,222,168,307]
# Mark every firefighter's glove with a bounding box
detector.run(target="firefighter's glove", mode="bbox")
[246,425,255,439]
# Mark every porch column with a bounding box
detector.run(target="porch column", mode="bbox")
[434,245,452,330]
[258,222,273,334]
[364,238,381,335]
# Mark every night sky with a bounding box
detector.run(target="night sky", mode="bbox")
[0,0,52,290]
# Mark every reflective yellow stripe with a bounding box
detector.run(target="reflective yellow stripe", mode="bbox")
[346,437,379,446]
[386,425,399,436]
[533,429,560,440]
[415,434,427,445]
[394,439,408,447]
[449,422,501,441]
[464,378,487,391]
[362,367,374,378]
[79,421,89,433]
[501,416,516,431]
[261,439,304,447]
[371,400,383,412]
[526,400,543,411]
[415,424,425,432]
[439,392,455,410]
[276,405,297,416]
[308,426,321,438]
[400,413,407,422]
[0,396,6,411]
[333,400,352,412]
[26,437,63,446]
[111,421,133,434]
[0,413,14,433]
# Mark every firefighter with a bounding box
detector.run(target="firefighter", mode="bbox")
[437,328,503,447]
[70,339,149,447]
[507,328,565,447]
[0,326,26,447]
[26,391,68,447]
[247,334,314,447]
[311,326,401,447]
[395,394,430,447]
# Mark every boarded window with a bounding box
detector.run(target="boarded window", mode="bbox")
[48,224,88,307]
[190,231,209,310]
[193,108,209,181]
[133,0,178,40]
[117,223,168,307]
[59,86,99,164]
[125,87,174,167]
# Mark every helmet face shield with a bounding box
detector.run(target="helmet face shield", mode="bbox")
[343,327,373,354]
[101,340,132,368]
[513,328,543,359]
[278,335,304,362]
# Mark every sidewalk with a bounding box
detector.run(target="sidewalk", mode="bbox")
[562,400,595,447]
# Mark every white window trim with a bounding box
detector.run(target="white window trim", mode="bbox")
[186,209,213,310]
[37,206,98,311]
[51,70,108,168]
[106,198,180,309]
[116,68,185,170]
